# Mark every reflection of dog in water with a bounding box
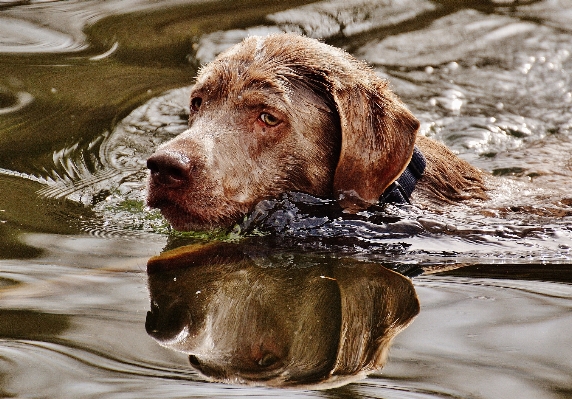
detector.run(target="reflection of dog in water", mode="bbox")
[145,243,419,388]
[146,33,487,231]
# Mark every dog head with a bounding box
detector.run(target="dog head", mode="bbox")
[147,33,419,230]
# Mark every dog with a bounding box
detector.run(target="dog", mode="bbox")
[147,33,487,231]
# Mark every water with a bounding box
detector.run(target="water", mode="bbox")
[1,0,572,398]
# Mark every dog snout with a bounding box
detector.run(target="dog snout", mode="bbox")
[147,151,192,189]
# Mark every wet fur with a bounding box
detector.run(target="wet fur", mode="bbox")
[147,33,487,230]
[414,135,488,205]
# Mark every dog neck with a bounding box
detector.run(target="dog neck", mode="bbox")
[379,147,426,205]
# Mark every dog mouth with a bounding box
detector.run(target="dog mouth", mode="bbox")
[146,192,199,230]
[147,191,243,231]
[164,207,215,231]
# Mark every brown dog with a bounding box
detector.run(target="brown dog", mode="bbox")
[147,33,487,231]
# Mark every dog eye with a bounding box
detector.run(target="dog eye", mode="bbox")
[190,97,202,111]
[259,112,280,127]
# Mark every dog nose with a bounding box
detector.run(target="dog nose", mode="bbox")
[147,151,191,188]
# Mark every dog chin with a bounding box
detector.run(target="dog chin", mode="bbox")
[157,206,205,231]
[163,215,199,231]
[156,202,239,232]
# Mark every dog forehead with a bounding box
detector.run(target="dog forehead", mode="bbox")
[191,33,357,113]
[195,34,332,86]
[194,58,290,102]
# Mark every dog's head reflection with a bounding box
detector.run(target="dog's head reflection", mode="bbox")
[146,243,419,389]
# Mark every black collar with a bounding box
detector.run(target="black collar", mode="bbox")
[379,146,426,205]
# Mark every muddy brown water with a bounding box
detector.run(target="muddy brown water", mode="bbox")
[1,1,572,398]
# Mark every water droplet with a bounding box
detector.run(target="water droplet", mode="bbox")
[521,63,532,74]
[447,61,459,71]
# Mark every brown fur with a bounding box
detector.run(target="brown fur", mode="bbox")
[147,33,487,231]
[414,135,488,205]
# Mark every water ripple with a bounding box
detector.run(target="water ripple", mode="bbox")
[0,90,33,115]
[0,16,83,53]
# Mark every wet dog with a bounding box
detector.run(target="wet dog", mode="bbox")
[147,33,487,231]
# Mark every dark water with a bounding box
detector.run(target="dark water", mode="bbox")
[1,0,572,398]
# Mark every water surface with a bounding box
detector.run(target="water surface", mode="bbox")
[1,0,571,398]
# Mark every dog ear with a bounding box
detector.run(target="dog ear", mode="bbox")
[329,69,419,212]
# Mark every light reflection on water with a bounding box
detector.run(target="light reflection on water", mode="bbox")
[1,0,572,398]
[2,233,571,398]
[145,242,420,389]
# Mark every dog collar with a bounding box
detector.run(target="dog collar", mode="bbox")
[379,146,426,205]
